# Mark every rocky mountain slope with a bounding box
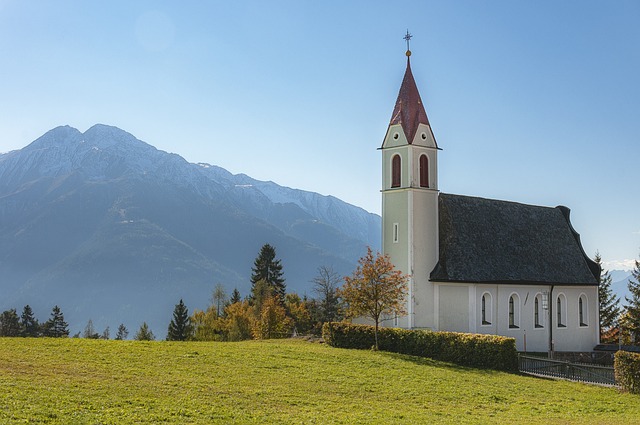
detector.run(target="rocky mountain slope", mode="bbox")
[0,124,380,335]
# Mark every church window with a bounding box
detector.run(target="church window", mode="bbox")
[579,294,588,326]
[534,295,543,328]
[393,223,399,243]
[508,295,519,329]
[481,293,491,325]
[557,294,567,328]
[419,154,429,188]
[421,132,427,141]
[391,155,401,188]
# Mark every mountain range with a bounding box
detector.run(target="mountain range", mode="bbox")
[0,124,380,336]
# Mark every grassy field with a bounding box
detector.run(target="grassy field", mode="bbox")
[0,338,639,424]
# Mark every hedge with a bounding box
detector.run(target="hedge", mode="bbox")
[322,322,518,372]
[615,350,640,394]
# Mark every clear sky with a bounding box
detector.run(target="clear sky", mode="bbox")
[1,1,638,270]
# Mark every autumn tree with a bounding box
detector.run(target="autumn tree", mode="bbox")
[285,293,313,335]
[42,306,69,338]
[340,247,408,350]
[312,265,343,325]
[135,322,155,341]
[191,307,226,341]
[252,296,293,339]
[224,300,254,341]
[624,257,640,343]
[250,244,286,303]
[595,252,621,342]
[167,299,193,341]
[20,305,40,337]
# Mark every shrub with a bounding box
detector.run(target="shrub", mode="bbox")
[615,350,640,394]
[322,322,518,371]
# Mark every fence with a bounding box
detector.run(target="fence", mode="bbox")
[518,354,618,387]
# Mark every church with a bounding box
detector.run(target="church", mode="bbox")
[379,41,601,353]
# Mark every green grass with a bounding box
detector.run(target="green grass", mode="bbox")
[0,338,638,424]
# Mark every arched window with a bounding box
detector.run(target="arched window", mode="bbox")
[579,294,588,326]
[508,294,519,329]
[419,154,429,188]
[391,155,401,188]
[557,294,567,328]
[534,294,543,328]
[481,293,492,325]
[480,292,493,325]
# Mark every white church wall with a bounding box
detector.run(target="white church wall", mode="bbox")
[552,286,599,352]
[437,284,469,333]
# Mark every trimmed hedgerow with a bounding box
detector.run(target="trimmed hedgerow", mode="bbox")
[322,322,518,371]
[615,350,640,394]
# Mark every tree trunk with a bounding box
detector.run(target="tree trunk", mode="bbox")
[374,320,379,350]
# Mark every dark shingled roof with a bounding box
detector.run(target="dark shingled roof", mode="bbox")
[430,193,600,286]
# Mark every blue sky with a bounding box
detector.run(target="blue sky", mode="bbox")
[1,1,638,270]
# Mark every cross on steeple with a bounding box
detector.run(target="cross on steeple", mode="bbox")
[404,30,412,55]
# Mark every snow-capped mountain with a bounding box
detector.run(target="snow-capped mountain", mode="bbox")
[0,124,380,335]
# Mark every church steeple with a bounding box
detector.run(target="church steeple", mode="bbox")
[380,34,440,330]
[388,50,435,147]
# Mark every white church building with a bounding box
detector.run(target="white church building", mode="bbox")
[379,45,601,353]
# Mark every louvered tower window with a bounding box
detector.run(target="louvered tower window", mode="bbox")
[391,155,401,188]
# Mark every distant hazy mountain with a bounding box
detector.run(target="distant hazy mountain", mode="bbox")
[0,124,380,336]
[610,270,633,305]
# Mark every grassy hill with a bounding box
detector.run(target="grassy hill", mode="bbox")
[1,338,639,424]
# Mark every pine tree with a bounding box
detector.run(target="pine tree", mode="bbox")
[625,258,640,343]
[0,309,21,337]
[167,299,192,341]
[43,306,69,338]
[20,305,40,337]
[595,252,621,342]
[101,327,110,340]
[134,322,155,341]
[83,319,99,339]
[115,324,129,340]
[230,288,241,304]
[250,244,286,303]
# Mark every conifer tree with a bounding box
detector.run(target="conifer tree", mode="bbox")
[20,305,40,337]
[230,288,242,305]
[625,258,640,343]
[0,309,21,337]
[83,319,100,339]
[250,244,286,303]
[134,322,155,341]
[43,306,69,338]
[595,252,621,342]
[167,299,192,341]
[115,324,129,340]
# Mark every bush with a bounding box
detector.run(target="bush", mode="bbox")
[615,350,640,394]
[322,322,518,371]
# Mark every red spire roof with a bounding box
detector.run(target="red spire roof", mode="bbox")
[389,57,432,144]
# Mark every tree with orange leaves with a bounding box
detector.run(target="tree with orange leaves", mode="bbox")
[340,247,408,350]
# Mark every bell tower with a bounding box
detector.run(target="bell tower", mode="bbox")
[380,32,440,329]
